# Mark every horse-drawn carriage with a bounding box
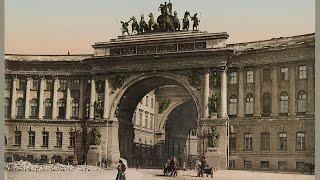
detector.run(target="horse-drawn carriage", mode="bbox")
[197,165,213,178]
[163,162,178,176]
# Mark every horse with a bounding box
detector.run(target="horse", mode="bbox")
[182,11,190,31]
[173,11,181,31]
[130,16,140,34]
[148,13,158,32]
[139,15,148,33]
[157,14,175,32]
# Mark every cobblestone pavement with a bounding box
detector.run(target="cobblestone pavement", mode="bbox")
[5,168,315,180]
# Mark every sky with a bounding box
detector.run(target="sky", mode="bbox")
[5,0,315,55]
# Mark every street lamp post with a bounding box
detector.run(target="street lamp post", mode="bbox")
[72,123,81,166]
[197,124,212,163]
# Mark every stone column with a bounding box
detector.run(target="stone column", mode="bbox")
[65,81,71,119]
[24,77,31,118]
[52,78,59,119]
[38,78,45,119]
[109,119,120,166]
[307,63,315,115]
[203,70,210,118]
[238,68,244,118]
[271,65,279,117]
[79,80,84,119]
[288,64,296,116]
[89,79,96,119]
[103,79,110,119]
[220,68,228,118]
[254,66,261,117]
[11,76,17,118]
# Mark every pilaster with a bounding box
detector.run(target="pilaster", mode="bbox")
[89,79,96,119]
[10,76,17,118]
[38,78,45,119]
[24,77,31,118]
[254,66,261,117]
[238,67,244,118]
[52,77,59,119]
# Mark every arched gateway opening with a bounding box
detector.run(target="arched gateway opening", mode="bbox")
[110,74,201,167]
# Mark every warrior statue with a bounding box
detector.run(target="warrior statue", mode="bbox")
[190,13,200,30]
[208,126,220,148]
[168,0,173,15]
[182,11,190,31]
[130,16,140,34]
[91,127,101,145]
[139,15,148,33]
[121,20,130,35]
[148,13,158,32]
[173,11,180,31]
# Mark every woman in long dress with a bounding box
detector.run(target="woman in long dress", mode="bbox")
[116,159,127,180]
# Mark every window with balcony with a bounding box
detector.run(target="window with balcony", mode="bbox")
[71,99,79,118]
[44,99,52,118]
[58,99,66,119]
[16,98,25,118]
[30,99,38,118]
[228,95,237,117]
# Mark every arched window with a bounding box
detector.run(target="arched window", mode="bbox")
[72,99,79,118]
[4,98,10,118]
[245,93,254,116]
[228,95,237,117]
[30,99,38,117]
[280,92,289,115]
[84,100,90,118]
[58,99,65,119]
[16,98,25,117]
[262,93,271,116]
[44,99,52,118]
[297,91,307,114]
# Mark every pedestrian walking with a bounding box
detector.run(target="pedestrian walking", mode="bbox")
[116,158,127,180]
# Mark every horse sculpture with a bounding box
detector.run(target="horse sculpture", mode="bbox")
[173,11,181,31]
[130,16,140,34]
[182,11,190,31]
[139,15,148,33]
[148,13,158,32]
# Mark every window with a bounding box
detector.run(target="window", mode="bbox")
[260,132,270,151]
[58,99,65,119]
[4,135,7,146]
[16,98,25,118]
[229,160,236,168]
[246,70,254,83]
[229,133,236,151]
[40,155,48,163]
[5,78,12,90]
[297,91,307,114]
[71,100,79,118]
[69,132,75,148]
[280,67,289,81]
[42,131,49,147]
[72,80,80,90]
[280,92,289,115]
[18,79,26,90]
[278,132,287,151]
[145,112,149,128]
[262,93,271,116]
[244,133,253,151]
[46,80,53,91]
[56,132,63,147]
[229,72,237,84]
[296,162,305,171]
[296,132,305,150]
[85,80,91,91]
[228,95,237,116]
[298,65,307,79]
[139,110,143,126]
[28,131,35,147]
[84,100,90,118]
[262,68,271,82]
[261,161,269,169]
[32,79,39,91]
[150,114,154,129]
[245,94,254,116]
[59,80,67,91]
[14,131,21,146]
[151,98,154,108]
[146,96,149,106]
[4,98,10,118]
[244,161,252,170]
[278,161,286,171]
[13,154,20,161]
[44,99,52,118]
[30,99,38,117]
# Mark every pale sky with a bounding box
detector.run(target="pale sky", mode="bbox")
[5,0,315,55]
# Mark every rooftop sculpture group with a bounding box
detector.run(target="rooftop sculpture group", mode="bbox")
[121,1,200,35]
